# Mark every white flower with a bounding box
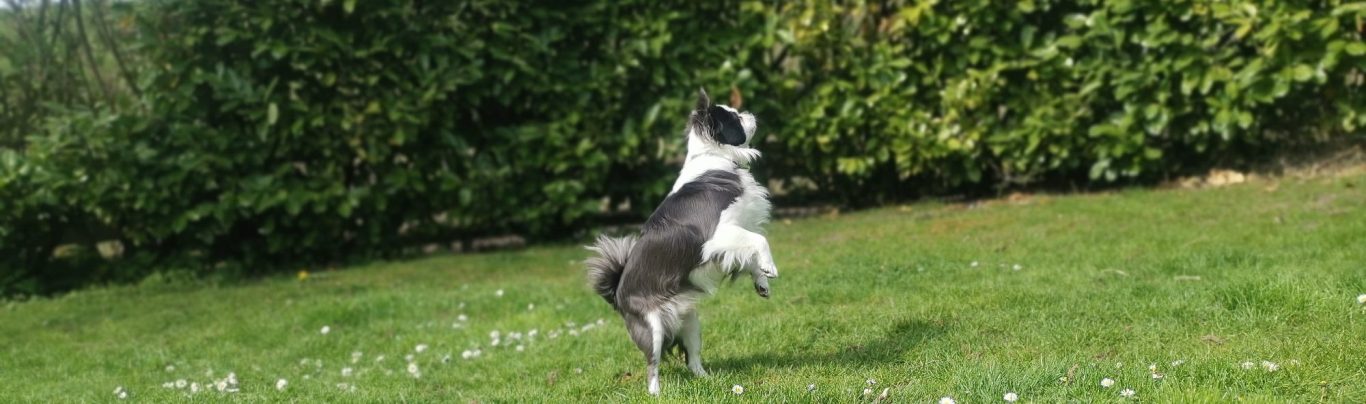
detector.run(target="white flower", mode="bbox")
[1357,294,1366,304]
[162,382,175,389]
[461,350,473,359]
[341,367,353,377]
[495,289,504,297]
[970,261,980,267]
[940,397,957,404]
[375,354,386,362]
[1120,388,1136,398]
[407,362,421,378]
[114,386,128,399]
[527,303,535,311]
[1012,264,1022,271]
[1148,363,1157,372]
[866,378,876,386]
[516,344,525,352]
[863,388,873,396]
[165,364,175,372]
[320,325,331,335]
[415,344,429,353]
[732,384,745,395]
[1004,392,1019,402]
[457,314,469,322]
[1261,361,1279,372]
[1171,359,1185,367]
[1101,378,1115,388]
[275,379,288,391]
[405,354,415,362]
[574,368,583,374]
[175,379,187,389]
[807,384,816,392]
[1241,361,1255,370]
[1151,372,1165,380]
[442,354,452,363]
[190,382,201,393]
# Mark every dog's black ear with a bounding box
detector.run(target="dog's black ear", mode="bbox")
[695,88,711,113]
[708,106,746,146]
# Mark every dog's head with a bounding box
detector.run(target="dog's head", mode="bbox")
[688,88,758,153]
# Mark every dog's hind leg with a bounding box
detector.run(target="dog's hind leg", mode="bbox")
[681,310,708,376]
[625,312,663,395]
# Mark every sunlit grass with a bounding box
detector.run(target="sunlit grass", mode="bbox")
[4,171,1365,402]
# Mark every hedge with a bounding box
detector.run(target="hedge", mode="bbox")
[2,0,1362,295]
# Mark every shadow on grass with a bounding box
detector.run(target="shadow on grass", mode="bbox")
[711,318,946,372]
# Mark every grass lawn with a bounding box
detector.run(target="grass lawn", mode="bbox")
[5,170,1365,403]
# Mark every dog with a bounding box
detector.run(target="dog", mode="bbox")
[586,88,778,395]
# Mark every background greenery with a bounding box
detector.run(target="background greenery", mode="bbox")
[2,0,1363,295]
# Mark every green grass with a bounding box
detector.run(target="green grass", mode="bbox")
[5,172,1366,403]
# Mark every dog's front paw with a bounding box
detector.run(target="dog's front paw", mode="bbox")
[753,277,771,299]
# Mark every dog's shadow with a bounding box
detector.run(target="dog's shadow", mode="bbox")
[709,318,946,372]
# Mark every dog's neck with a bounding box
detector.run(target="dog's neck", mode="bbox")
[670,133,760,194]
[683,133,760,166]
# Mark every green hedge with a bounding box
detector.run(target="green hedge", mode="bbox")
[2,0,1363,295]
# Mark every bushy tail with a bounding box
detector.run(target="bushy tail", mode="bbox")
[585,234,637,307]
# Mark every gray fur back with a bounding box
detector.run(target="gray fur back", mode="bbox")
[615,170,744,314]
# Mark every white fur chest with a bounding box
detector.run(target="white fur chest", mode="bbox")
[718,168,770,233]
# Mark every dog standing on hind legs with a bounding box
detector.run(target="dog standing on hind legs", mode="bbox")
[586,88,778,395]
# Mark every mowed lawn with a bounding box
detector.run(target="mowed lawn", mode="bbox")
[4,171,1365,403]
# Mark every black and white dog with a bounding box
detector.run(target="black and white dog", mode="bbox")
[586,89,778,395]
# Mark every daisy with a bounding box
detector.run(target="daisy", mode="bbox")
[175,379,187,389]
[516,344,525,352]
[1012,264,1022,271]
[1357,294,1366,304]
[457,314,469,322]
[320,325,331,335]
[940,397,957,404]
[1101,378,1115,388]
[1003,392,1018,402]
[416,344,429,353]
[863,388,873,396]
[1261,361,1279,372]
[866,378,877,386]
[407,362,421,378]
[807,384,816,392]
[732,384,745,395]
[970,261,980,268]
[165,364,175,372]
[275,379,288,391]
[1152,372,1165,380]
[341,367,353,377]
[1120,388,1136,398]
[1170,359,1185,367]
[495,289,504,297]
[442,354,452,364]
[114,386,128,400]
[1241,361,1255,370]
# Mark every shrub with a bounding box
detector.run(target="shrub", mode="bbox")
[2,0,1362,295]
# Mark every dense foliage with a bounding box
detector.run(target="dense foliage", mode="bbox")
[2,0,1363,295]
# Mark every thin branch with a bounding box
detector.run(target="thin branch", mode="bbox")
[71,0,116,106]
[90,0,141,99]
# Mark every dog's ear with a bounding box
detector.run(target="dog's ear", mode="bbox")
[708,106,747,146]
[695,88,711,113]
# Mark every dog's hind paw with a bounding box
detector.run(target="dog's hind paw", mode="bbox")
[754,280,771,299]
